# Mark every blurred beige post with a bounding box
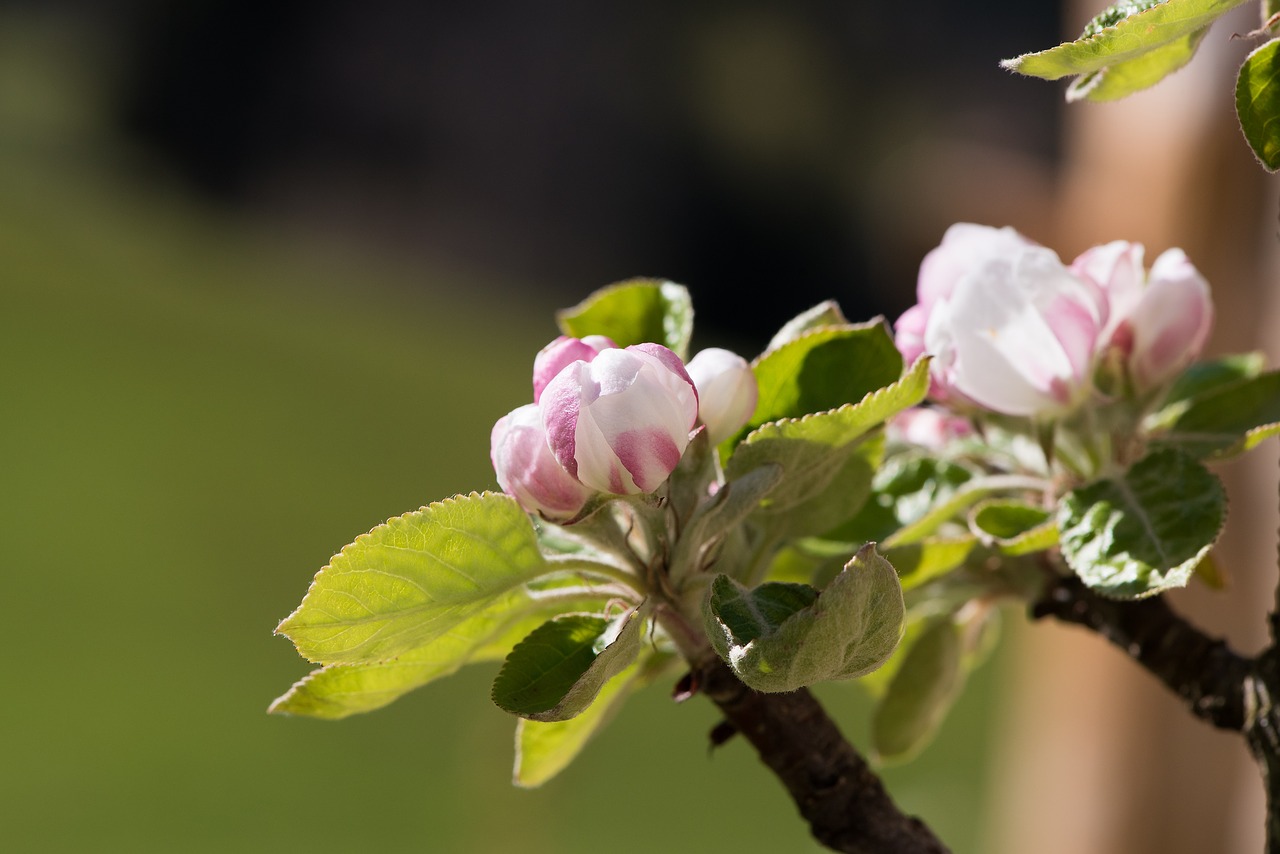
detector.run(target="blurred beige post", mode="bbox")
[985,5,1280,853]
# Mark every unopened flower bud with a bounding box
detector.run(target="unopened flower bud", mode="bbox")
[532,335,617,402]
[1074,241,1213,391]
[684,348,758,443]
[491,403,594,520]
[540,343,699,494]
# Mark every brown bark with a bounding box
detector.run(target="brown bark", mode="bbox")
[693,656,950,854]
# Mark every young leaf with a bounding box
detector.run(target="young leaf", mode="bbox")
[1147,351,1266,428]
[883,537,977,590]
[492,603,647,721]
[744,321,905,435]
[883,474,1046,548]
[1058,449,1225,599]
[276,493,549,665]
[702,544,905,693]
[970,500,1059,556]
[556,279,694,359]
[833,453,976,544]
[872,617,963,763]
[765,300,849,351]
[513,658,646,788]
[668,463,784,581]
[1066,26,1209,102]
[1153,370,1280,457]
[725,358,930,537]
[1237,39,1280,172]
[268,590,608,720]
[1002,0,1249,81]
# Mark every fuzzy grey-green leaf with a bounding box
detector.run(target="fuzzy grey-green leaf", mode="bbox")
[872,618,963,762]
[703,545,905,692]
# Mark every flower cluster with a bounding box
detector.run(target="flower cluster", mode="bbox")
[491,336,758,519]
[895,223,1213,418]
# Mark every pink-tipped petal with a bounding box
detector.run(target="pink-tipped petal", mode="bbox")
[532,335,618,402]
[491,404,593,519]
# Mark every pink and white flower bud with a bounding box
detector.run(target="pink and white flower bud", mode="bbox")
[1073,242,1213,391]
[684,348,758,443]
[899,225,1107,417]
[491,403,594,520]
[532,335,618,402]
[887,407,973,450]
[540,343,699,494]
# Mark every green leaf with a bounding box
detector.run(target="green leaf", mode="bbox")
[1058,449,1225,599]
[1066,26,1209,102]
[726,358,930,537]
[269,589,609,719]
[765,300,850,351]
[745,321,905,435]
[1002,0,1249,81]
[514,658,647,787]
[970,500,1059,556]
[1237,39,1280,172]
[703,544,905,692]
[1153,370,1280,457]
[883,537,977,590]
[872,617,963,762]
[276,493,549,664]
[833,453,976,544]
[492,603,647,721]
[883,474,1045,548]
[668,463,784,581]
[1148,352,1267,428]
[556,279,694,359]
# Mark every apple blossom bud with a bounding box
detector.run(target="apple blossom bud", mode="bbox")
[491,403,594,520]
[887,407,973,450]
[684,348,758,443]
[540,343,699,494]
[896,224,1107,417]
[1074,242,1213,391]
[532,335,618,402]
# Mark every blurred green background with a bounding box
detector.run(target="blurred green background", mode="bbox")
[0,5,1044,852]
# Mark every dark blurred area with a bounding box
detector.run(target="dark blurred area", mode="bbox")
[103,0,1061,346]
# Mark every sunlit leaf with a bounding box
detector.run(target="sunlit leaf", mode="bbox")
[276,493,549,664]
[1237,39,1280,172]
[269,590,607,719]
[514,658,648,787]
[726,358,930,536]
[1002,0,1249,81]
[765,300,850,351]
[556,279,693,358]
[1066,26,1208,102]
[743,321,904,437]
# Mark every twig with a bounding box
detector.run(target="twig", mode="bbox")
[694,656,951,854]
